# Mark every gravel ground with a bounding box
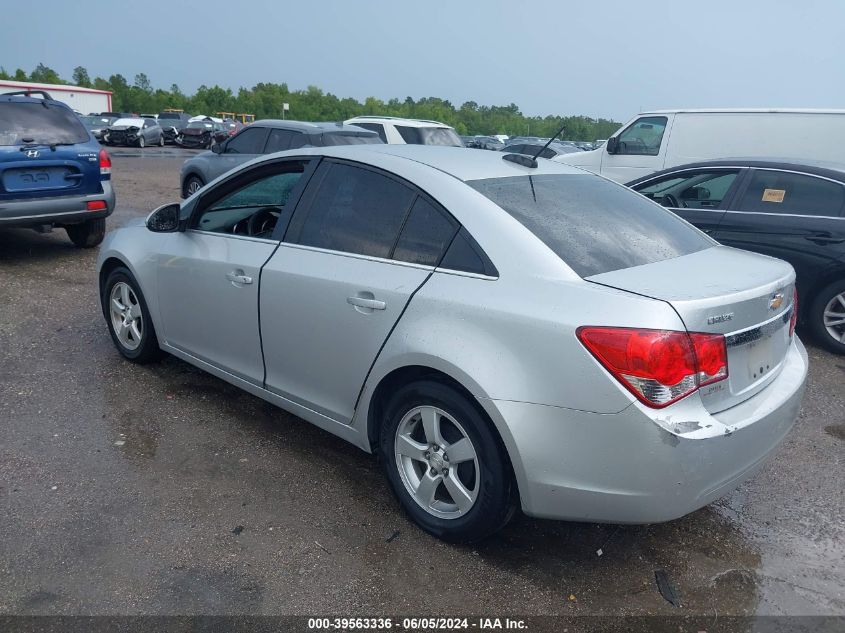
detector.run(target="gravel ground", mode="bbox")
[1,152,843,618]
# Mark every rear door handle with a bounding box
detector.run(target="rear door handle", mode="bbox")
[226,271,253,285]
[347,296,386,310]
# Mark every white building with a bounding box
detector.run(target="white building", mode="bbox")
[0,79,113,114]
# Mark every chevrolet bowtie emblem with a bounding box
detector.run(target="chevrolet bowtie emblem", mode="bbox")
[769,292,784,311]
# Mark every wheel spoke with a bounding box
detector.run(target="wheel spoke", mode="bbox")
[443,471,474,513]
[446,438,476,464]
[825,317,845,327]
[128,302,143,320]
[837,294,845,310]
[111,297,125,314]
[129,321,142,342]
[415,471,440,508]
[396,434,428,462]
[118,322,130,341]
[420,406,443,446]
[120,284,131,307]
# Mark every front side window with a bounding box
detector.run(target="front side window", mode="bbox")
[0,101,89,146]
[737,170,845,217]
[615,116,668,156]
[468,174,711,277]
[295,163,415,258]
[193,163,306,238]
[636,170,740,209]
[225,127,268,154]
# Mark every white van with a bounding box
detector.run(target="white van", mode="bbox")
[554,109,845,182]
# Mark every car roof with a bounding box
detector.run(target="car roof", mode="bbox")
[639,108,845,115]
[345,116,453,129]
[250,119,376,135]
[0,93,70,108]
[301,144,585,181]
[627,158,845,185]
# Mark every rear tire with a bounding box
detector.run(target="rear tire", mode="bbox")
[808,280,845,354]
[102,267,161,364]
[378,380,516,543]
[159,134,165,147]
[66,217,106,248]
[138,135,145,148]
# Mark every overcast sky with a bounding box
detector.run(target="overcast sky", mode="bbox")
[1,0,842,121]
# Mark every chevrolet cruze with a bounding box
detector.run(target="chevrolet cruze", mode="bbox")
[97,145,808,542]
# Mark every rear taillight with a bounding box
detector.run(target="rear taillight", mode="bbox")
[577,327,728,408]
[99,148,111,176]
[87,200,107,211]
[789,288,799,338]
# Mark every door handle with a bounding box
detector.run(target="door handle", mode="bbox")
[347,296,386,310]
[226,271,253,285]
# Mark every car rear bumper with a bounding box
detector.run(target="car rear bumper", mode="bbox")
[487,336,808,523]
[0,180,115,227]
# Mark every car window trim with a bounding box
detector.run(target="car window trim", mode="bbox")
[188,155,320,236]
[276,240,439,271]
[729,167,845,218]
[633,167,748,213]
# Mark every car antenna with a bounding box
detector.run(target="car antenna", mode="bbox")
[502,121,566,169]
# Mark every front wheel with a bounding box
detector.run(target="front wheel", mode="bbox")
[808,280,845,354]
[159,134,165,147]
[138,135,145,148]
[65,217,105,248]
[182,175,204,198]
[379,380,516,543]
[102,267,161,363]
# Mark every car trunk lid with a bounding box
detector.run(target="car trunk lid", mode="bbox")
[586,246,795,413]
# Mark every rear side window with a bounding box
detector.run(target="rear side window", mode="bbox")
[393,197,458,266]
[350,122,387,143]
[395,126,463,147]
[295,162,415,258]
[468,174,712,277]
[225,127,268,154]
[737,170,845,217]
[322,133,382,145]
[264,128,296,153]
[0,101,88,146]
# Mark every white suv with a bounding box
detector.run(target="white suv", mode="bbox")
[344,116,464,147]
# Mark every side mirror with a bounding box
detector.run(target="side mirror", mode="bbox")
[211,142,224,154]
[605,137,619,154]
[146,202,182,232]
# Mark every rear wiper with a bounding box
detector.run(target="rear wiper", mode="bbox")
[19,141,74,152]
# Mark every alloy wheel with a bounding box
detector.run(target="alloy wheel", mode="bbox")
[823,291,845,343]
[109,282,144,351]
[394,405,479,519]
[187,179,202,195]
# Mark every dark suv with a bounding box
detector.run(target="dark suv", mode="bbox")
[180,120,381,197]
[0,91,115,247]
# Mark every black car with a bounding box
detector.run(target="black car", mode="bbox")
[180,120,382,197]
[466,136,505,151]
[627,159,845,353]
[158,112,191,144]
[177,120,228,149]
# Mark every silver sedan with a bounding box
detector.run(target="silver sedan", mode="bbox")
[97,145,808,542]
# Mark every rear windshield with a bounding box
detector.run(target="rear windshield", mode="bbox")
[395,125,463,147]
[0,101,89,146]
[321,133,382,146]
[467,174,712,277]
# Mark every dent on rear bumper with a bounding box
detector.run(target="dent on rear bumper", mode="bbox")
[486,337,808,523]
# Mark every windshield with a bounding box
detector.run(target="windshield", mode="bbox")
[467,174,712,277]
[395,125,463,147]
[0,101,89,146]
[112,118,144,127]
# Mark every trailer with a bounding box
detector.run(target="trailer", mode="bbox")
[0,80,112,114]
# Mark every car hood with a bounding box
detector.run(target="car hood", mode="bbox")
[108,125,139,131]
[182,128,210,135]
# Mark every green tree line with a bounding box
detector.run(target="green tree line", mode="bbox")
[0,63,621,140]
